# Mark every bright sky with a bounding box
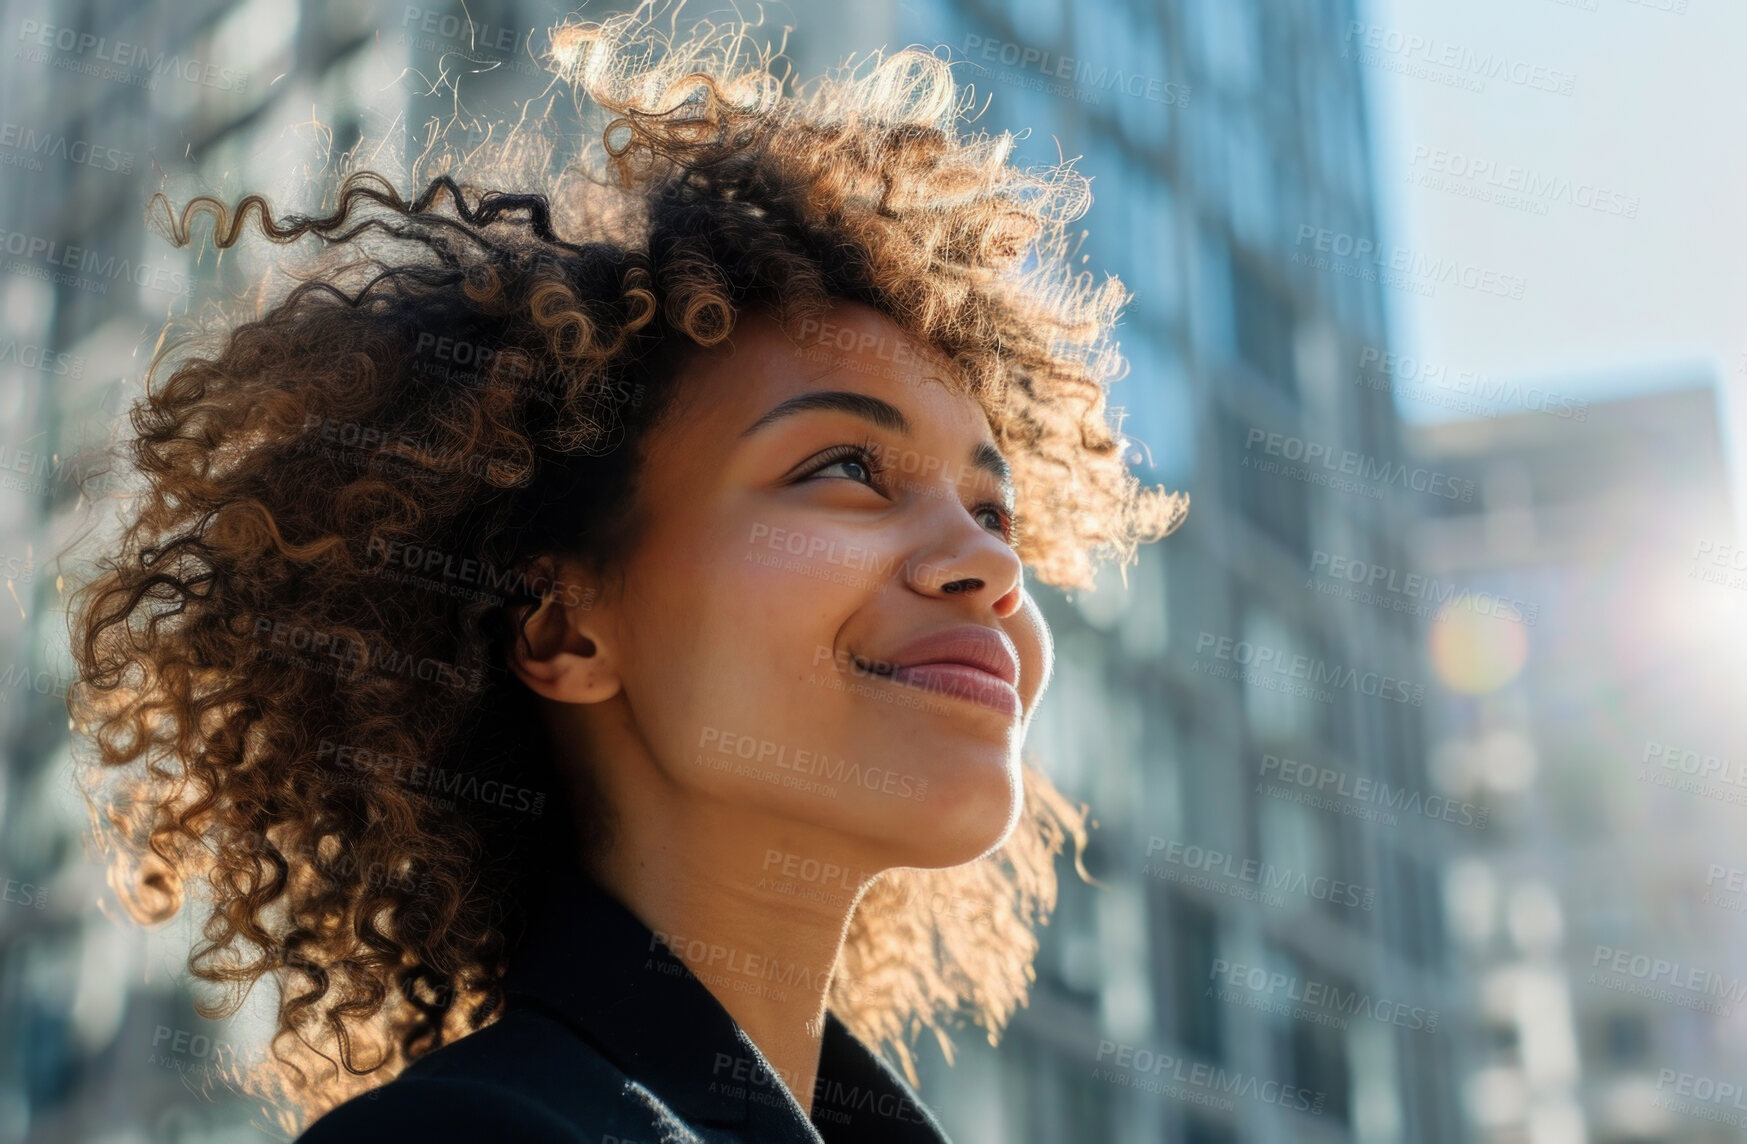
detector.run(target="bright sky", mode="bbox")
[1359,0,1747,514]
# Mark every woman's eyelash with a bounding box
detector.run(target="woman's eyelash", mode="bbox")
[802,441,889,487]
[800,440,1020,542]
[981,503,1020,542]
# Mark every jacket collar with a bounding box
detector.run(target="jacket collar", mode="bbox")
[501,870,953,1143]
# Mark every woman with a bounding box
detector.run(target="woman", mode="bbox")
[67,11,1185,1142]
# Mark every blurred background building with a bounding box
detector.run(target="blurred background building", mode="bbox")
[0,1,1738,1143]
[1409,382,1747,1144]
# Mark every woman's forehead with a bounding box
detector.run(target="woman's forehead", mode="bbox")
[781,302,953,375]
[661,302,986,441]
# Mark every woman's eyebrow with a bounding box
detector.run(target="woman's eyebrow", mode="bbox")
[740,388,1012,485]
[738,390,909,438]
[971,440,1014,487]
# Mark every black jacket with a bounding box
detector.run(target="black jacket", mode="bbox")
[296,872,954,1143]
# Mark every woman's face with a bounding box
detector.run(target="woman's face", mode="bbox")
[542,300,1053,869]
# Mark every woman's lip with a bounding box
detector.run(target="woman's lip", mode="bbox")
[885,662,1021,716]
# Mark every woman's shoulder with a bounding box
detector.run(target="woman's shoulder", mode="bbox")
[295,1007,697,1144]
[294,1070,582,1142]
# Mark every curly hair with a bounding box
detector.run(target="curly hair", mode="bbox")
[65,8,1186,1133]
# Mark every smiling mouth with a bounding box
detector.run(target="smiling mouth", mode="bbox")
[848,655,1020,716]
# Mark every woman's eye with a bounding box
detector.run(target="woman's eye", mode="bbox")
[816,456,875,484]
[976,506,1014,538]
[803,446,883,489]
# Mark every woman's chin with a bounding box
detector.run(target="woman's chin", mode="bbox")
[865,770,1021,869]
[892,826,1014,870]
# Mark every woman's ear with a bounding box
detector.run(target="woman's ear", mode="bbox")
[507,556,622,703]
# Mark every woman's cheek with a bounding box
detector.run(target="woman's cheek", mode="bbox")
[1012,589,1054,716]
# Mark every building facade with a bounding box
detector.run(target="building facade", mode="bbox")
[1410,383,1744,1144]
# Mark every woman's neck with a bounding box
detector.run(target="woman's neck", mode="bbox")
[586,787,879,1119]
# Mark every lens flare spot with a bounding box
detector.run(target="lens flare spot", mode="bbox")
[1430,606,1529,695]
